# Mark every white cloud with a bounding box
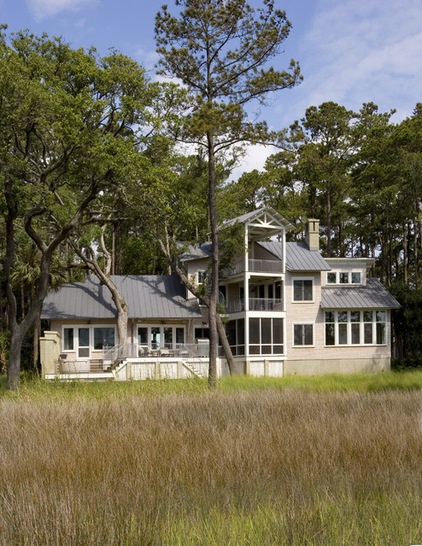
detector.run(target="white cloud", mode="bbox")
[231,144,276,181]
[277,0,422,124]
[26,0,99,21]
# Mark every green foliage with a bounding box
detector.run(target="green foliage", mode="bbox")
[0,29,158,389]
[391,285,422,367]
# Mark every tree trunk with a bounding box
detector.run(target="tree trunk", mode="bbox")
[7,327,24,391]
[207,131,219,388]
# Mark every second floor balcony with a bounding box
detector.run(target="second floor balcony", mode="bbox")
[223,258,283,278]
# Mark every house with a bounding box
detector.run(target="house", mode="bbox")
[40,208,400,380]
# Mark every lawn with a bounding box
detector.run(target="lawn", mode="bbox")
[1,371,421,545]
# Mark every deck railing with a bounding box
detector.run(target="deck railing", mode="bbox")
[223,259,283,277]
[225,298,283,314]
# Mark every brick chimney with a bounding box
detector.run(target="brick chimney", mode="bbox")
[305,219,320,251]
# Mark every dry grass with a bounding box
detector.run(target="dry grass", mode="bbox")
[1,386,422,544]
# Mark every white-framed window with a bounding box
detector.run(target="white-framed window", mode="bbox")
[62,325,116,357]
[293,278,313,302]
[197,270,207,284]
[326,271,362,285]
[293,324,314,346]
[325,310,386,346]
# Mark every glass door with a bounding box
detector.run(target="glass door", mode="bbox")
[78,327,90,358]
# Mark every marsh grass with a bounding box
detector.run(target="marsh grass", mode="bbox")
[1,375,422,545]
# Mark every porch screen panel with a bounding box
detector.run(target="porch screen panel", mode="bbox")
[227,321,237,355]
[237,319,245,355]
[273,318,283,353]
[249,318,260,354]
[262,318,271,354]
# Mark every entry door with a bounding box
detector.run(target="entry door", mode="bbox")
[78,327,90,358]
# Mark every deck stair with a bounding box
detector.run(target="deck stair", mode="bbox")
[181,360,207,378]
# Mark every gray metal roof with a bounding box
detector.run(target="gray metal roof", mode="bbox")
[41,275,202,320]
[179,242,213,262]
[286,242,331,271]
[259,241,331,272]
[321,278,401,310]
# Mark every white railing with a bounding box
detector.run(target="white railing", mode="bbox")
[225,298,283,313]
[223,259,283,276]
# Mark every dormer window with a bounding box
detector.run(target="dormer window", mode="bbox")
[327,272,362,285]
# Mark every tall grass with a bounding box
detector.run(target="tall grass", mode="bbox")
[1,383,422,544]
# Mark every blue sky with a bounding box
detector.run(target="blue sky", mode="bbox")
[1,0,421,174]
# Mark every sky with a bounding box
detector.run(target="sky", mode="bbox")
[1,0,421,176]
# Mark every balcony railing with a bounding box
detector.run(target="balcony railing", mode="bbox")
[225,298,283,314]
[223,259,283,277]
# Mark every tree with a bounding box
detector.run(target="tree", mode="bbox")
[0,29,153,390]
[155,0,302,386]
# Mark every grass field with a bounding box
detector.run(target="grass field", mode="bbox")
[1,371,422,545]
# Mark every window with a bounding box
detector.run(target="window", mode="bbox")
[327,271,362,285]
[293,324,313,346]
[197,270,207,284]
[351,272,361,284]
[327,272,337,284]
[293,279,313,301]
[93,327,115,350]
[339,272,349,284]
[325,311,387,346]
[63,328,74,351]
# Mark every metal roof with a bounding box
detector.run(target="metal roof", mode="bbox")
[258,241,332,271]
[321,278,401,310]
[41,275,202,320]
[286,242,331,271]
[179,242,213,262]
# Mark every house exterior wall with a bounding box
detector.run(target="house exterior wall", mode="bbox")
[285,269,392,374]
[49,317,199,361]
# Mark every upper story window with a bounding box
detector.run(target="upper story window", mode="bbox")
[327,271,362,285]
[197,270,207,284]
[293,279,313,301]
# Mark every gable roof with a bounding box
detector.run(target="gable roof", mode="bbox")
[321,278,401,310]
[219,207,295,238]
[41,275,202,320]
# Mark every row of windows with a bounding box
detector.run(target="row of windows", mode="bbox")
[63,325,186,356]
[63,326,115,358]
[293,310,387,347]
[327,271,361,285]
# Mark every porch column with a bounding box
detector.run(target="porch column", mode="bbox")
[40,331,61,377]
